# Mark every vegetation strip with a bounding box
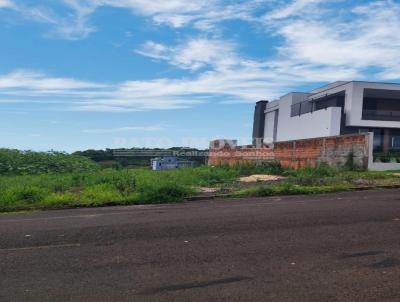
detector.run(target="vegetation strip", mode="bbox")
[2,149,400,213]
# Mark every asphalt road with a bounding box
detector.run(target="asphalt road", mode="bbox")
[1,189,400,302]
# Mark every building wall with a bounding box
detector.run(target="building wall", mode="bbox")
[348,82,400,128]
[269,92,342,142]
[308,81,400,129]
[208,146,274,166]
[209,133,370,170]
[277,107,342,142]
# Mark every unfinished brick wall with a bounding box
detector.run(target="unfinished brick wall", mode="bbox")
[208,133,370,169]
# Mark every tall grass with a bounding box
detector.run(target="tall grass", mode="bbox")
[0,163,283,212]
[1,159,397,213]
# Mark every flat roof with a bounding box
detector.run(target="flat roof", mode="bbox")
[259,81,400,104]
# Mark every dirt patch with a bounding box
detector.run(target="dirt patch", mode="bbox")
[239,175,284,183]
[197,187,219,193]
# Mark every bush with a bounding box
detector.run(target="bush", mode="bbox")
[139,183,192,203]
[109,172,137,196]
[81,184,127,206]
[0,149,99,175]
[11,186,47,204]
[284,164,337,185]
[374,152,391,163]
[259,160,284,175]
[230,161,284,176]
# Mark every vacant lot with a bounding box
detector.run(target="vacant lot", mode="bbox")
[2,157,400,212]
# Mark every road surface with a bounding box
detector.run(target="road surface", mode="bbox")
[1,189,400,301]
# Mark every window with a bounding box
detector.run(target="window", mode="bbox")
[362,89,400,121]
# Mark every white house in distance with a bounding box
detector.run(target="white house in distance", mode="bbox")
[252,81,400,155]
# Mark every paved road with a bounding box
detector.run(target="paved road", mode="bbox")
[1,189,400,302]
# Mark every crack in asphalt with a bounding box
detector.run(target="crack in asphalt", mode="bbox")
[338,251,385,259]
[138,276,253,295]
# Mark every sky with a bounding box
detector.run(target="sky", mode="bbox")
[1,0,400,152]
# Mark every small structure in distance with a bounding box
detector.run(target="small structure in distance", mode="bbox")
[151,156,194,171]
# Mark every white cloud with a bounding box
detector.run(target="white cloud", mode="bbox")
[1,0,399,112]
[0,70,105,91]
[0,0,14,9]
[264,0,322,20]
[0,0,95,40]
[6,0,269,39]
[136,41,169,61]
[82,126,164,133]
[263,0,400,80]
[53,0,97,39]
[0,63,360,113]
[136,38,237,70]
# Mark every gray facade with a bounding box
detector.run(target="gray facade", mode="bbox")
[253,81,400,154]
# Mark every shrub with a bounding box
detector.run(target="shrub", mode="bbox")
[285,164,337,185]
[139,183,192,203]
[374,153,391,163]
[42,193,76,208]
[0,149,99,175]
[9,186,47,204]
[81,184,126,206]
[109,172,137,196]
[259,160,284,175]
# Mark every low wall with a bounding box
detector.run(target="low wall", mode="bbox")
[209,133,370,169]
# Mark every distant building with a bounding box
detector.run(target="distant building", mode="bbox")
[252,81,400,153]
[151,157,194,171]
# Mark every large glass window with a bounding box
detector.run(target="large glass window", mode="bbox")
[290,92,345,117]
[362,88,400,121]
[389,129,400,150]
[371,128,383,152]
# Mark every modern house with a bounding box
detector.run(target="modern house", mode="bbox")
[253,81,400,154]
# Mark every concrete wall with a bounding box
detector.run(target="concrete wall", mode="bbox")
[309,81,400,129]
[264,92,342,143]
[277,107,342,142]
[348,82,400,128]
[271,91,343,142]
[209,133,370,170]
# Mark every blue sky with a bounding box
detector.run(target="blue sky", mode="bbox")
[1,0,399,152]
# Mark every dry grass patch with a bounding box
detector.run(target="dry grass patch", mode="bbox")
[239,174,284,183]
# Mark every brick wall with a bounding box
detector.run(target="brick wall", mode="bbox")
[208,133,370,169]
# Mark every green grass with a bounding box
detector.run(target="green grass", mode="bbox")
[1,160,400,213]
[237,183,351,197]
[0,162,283,212]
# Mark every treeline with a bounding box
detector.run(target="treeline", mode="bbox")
[0,149,99,175]
[0,147,208,176]
[73,147,208,168]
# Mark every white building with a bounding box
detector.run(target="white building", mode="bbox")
[253,81,400,154]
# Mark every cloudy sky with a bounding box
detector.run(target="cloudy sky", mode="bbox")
[1,0,400,151]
